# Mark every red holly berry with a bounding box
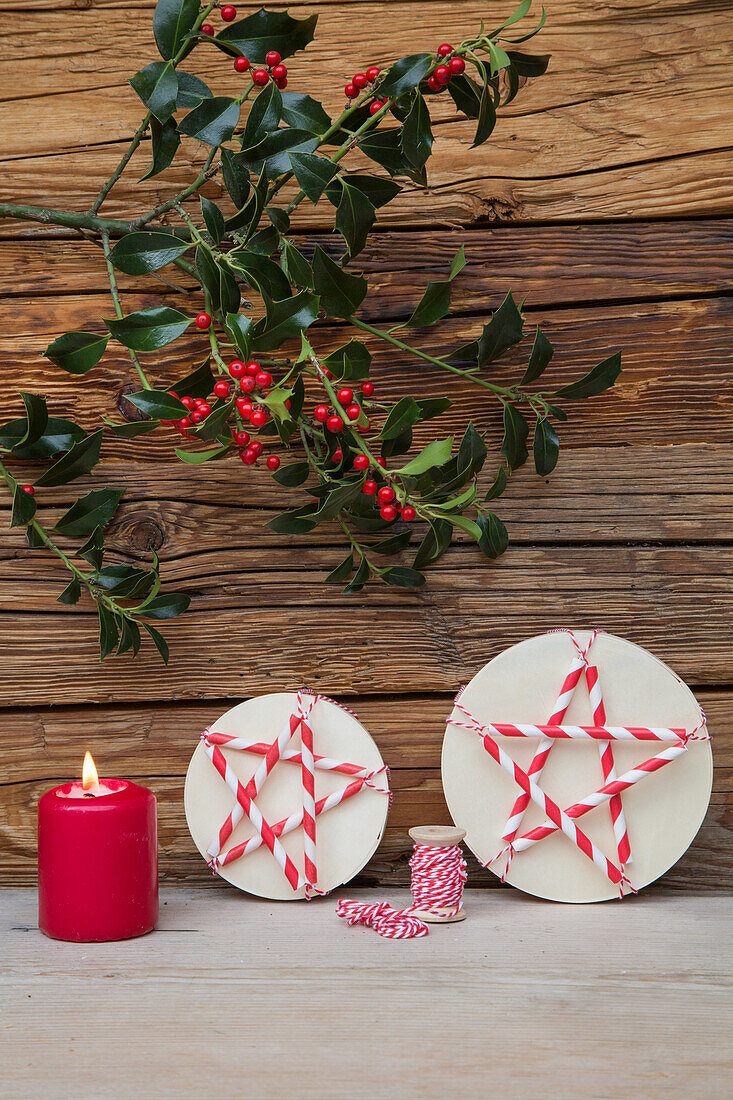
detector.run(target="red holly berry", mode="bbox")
[314,404,329,423]
[201,23,215,36]
[337,387,353,405]
[331,447,343,464]
[195,312,211,329]
[197,402,212,417]
[253,69,269,86]
[250,409,268,428]
[271,64,287,81]
[363,479,378,496]
[265,50,281,67]
[346,404,361,421]
[401,505,417,522]
[190,410,204,424]
[326,414,344,433]
[370,99,385,115]
[357,421,370,434]
[266,455,281,471]
[376,457,387,467]
[324,367,334,379]
[214,380,230,398]
[228,360,245,378]
[21,484,34,495]
[241,447,257,465]
[380,504,397,521]
[449,56,465,75]
[251,441,264,456]
[366,66,381,82]
[275,77,287,89]
[234,56,250,73]
[344,82,356,99]
[221,5,237,21]
[234,430,250,447]
[178,416,191,430]
[437,43,453,58]
[193,397,206,408]
[435,64,451,85]
[181,396,195,410]
[239,376,256,394]
[255,370,272,388]
[235,396,251,415]
[377,486,395,505]
[427,74,441,92]
[361,380,374,397]
[244,360,259,377]
[353,454,370,471]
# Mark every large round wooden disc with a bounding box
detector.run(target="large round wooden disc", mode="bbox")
[442,632,713,902]
[185,693,389,900]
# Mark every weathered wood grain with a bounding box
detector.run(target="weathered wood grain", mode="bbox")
[0,545,730,707]
[0,1,730,227]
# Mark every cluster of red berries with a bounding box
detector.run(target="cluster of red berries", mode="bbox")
[314,382,370,436]
[235,50,288,89]
[426,43,465,92]
[343,67,386,114]
[201,4,238,35]
[360,463,417,523]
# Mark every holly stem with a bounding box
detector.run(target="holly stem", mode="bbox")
[350,317,518,399]
[101,232,152,389]
[133,146,218,229]
[0,203,133,235]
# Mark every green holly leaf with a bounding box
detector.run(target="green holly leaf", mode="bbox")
[401,91,433,169]
[311,246,367,318]
[126,389,187,419]
[57,577,82,605]
[140,116,180,181]
[223,313,253,359]
[271,461,310,487]
[177,96,240,146]
[379,53,433,96]
[102,418,160,438]
[280,240,313,289]
[477,511,509,558]
[325,553,354,584]
[382,566,426,589]
[190,398,235,441]
[36,430,104,487]
[129,61,178,123]
[172,358,214,400]
[109,232,190,276]
[76,527,105,570]
[289,151,340,203]
[174,444,232,464]
[200,196,225,245]
[137,592,191,619]
[0,416,84,458]
[94,564,154,598]
[243,128,318,178]
[327,174,401,210]
[369,531,412,554]
[98,603,119,661]
[322,340,372,381]
[533,417,560,475]
[11,393,48,451]
[195,245,240,314]
[44,331,109,375]
[501,404,529,470]
[407,245,465,327]
[398,438,454,475]
[251,290,320,350]
[413,519,452,569]
[506,50,551,78]
[447,73,484,119]
[477,291,524,365]
[485,466,508,501]
[281,92,331,134]
[117,616,142,657]
[343,557,370,594]
[220,149,251,209]
[176,71,213,109]
[555,352,622,399]
[359,130,426,184]
[335,179,376,262]
[521,326,554,384]
[379,397,422,441]
[228,248,291,301]
[267,503,320,534]
[473,80,497,147]
[153,0,200,60]
[242,82,283,147]
[106,307,191,351]
[140,621,170,664]
[213,9,318,64]
[10,484,36,528]
[55,488,124,538]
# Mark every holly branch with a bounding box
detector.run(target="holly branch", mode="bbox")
[0,1,621,659]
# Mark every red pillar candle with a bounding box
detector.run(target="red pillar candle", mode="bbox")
[38,753,158,942]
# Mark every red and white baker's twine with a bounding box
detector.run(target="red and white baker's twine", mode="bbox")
[336,841,468,939]
[200,691,389,896]
[449,630,708,896]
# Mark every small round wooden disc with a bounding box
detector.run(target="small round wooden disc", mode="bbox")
[185,693,390,900]
[409,825,466,848]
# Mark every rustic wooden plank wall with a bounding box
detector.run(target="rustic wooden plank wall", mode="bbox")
[0,0,731,890]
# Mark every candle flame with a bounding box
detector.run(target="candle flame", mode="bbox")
[82,751,100,793]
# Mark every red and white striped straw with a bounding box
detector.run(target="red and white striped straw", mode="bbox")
[203,740,304,890]
[214,776,373,868]
[299,696,318,895]
[586,663,632,865]
[493,740,689,865]
[453,714,690,742]
[500,654,586,844]
[202,732,385,784]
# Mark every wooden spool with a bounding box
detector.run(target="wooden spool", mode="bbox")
[408,825,467,923]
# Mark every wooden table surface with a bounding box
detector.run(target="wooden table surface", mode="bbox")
[0,0,731,891]
[1,886,731,1098]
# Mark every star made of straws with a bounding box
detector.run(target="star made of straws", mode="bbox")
[448,631,708,896]
[200,691,389,897]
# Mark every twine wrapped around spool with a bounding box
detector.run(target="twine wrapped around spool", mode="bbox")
[335,824,468,938]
